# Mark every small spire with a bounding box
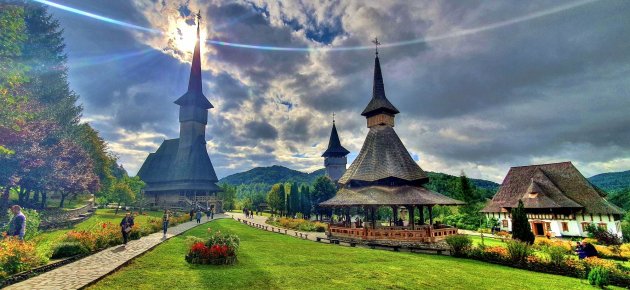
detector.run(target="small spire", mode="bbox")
[372,37,380,56]
[332,112,336,123]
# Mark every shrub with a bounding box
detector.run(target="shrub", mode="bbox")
[266,217,326,232]
[186,230,240,265]
[0,235,48,279]
[65,230,97,251]
[542,244,570,265]
[445,235,472,257]
[1,208,41,240]
[586,224,622,246]
[505,240,532,265]
[588,266,610,288]
[51,241,90,259]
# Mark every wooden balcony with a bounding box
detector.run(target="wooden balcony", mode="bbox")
[328,224,457,243]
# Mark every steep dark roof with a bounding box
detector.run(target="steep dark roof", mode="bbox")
[137,138,219,192]
[320,185,464,206]
[174,21,213,110]
[338,125,428,185]
[322,121,350,157]
[481,162,624,215]
[361,56,399,117]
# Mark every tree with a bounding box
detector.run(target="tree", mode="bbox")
[288,182,301,216]
[219,184,236,211]
[111,180,135,215]
[48,139,100,208]
[511,200,535,244]
[300,185,312,219]
[311,176,336,220]
[267,184,282,215]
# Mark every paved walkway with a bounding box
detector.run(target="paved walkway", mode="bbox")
[229,212,327,242]
[7,214,227,290]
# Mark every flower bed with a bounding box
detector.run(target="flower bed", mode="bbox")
[185,229,239,265]
[51,212,192,259]
[266,217,327,232]
[448,236,630,288]
[0,235,48,280]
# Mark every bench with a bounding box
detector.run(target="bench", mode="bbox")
[407,246,445,255]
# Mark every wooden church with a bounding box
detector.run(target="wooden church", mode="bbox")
[137,16,221,212]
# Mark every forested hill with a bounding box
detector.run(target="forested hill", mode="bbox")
[588,170,630,192]
[219,165,325,186]
[218,165,500,198]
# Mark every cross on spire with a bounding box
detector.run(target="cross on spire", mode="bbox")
[372,37,381,56]
[332,112,336,123]
[196,10,201,37]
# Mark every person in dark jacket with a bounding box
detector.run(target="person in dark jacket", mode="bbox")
[8,205,26,240]
[195,210,202,224]
[120,212,134,247]
[162,209,169,239]
[189,209,194,221]
[582,241,598,258]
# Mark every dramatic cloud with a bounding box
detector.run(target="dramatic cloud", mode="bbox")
[48,0,630,181]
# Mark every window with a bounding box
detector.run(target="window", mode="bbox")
[502,220,508,227]
[561,222,569,232]
[598,223,607,231]
[581,223,590,232]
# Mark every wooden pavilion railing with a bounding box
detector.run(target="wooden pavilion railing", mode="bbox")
[328,225,458,243]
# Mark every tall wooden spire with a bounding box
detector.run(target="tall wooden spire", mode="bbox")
[174,11,213,110]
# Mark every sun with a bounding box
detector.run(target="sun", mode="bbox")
[165,15,207,61]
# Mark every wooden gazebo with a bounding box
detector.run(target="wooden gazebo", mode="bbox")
[320,50,464,245]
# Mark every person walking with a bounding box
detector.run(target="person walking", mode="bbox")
[162,209,170,239]
[189,209,194,221]
[120,212,134,247]
[8,205,26,240]
[206,209,211,221]
[195,210,202,224]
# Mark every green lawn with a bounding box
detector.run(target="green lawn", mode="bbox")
[469,235,507,247]
[34,209,162,257]
[89,219,599,290]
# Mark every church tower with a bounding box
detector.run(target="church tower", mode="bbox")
[322,117,349,182]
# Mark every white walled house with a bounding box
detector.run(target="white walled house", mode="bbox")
[481,162,624,238]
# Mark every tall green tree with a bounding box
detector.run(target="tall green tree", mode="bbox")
[288,182,301,216]
[300,185,312,219]
[311,176,336,220]
[22,2,81,131]
[219,184,236,211]
[511,200,535,244]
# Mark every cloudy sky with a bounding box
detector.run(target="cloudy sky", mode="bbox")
[45,0,630,182]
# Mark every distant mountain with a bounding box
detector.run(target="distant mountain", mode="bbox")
[219,165,325,186]
[219,165,500,196]
[588,170,630,192]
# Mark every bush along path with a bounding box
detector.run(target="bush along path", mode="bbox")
[5,214,227,290]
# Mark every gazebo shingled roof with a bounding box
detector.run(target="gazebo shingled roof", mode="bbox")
[320,186,464,206]
[338,125,428,185]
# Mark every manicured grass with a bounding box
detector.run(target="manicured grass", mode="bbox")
[469,235,507,247]
[89,219,599,290]
[33,209,162,257]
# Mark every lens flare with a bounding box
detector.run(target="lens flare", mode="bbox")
[33,0,598,53]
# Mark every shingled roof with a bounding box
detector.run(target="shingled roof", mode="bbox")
[481,162,623,215]
[320,186,464,207]
[137,138,219,192]
[322,121,350,157]
[361,56,399,117]
[338,125,428,185]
